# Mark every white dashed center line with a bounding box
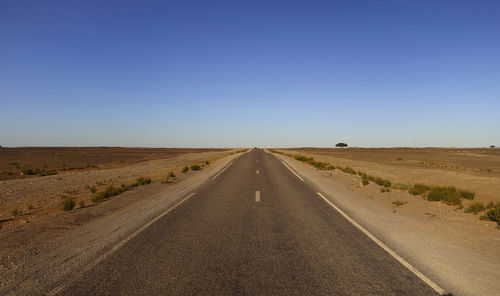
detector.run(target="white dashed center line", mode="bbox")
[255,190,260,202]
[256,170,259,175]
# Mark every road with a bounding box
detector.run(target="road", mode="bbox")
[59,149,440,295]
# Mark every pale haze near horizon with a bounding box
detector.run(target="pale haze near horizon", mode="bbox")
[1,1,499,148]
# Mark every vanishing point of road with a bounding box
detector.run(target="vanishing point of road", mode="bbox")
[60,149,441,295]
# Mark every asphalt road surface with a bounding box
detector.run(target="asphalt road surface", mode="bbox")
[60,149,439,295]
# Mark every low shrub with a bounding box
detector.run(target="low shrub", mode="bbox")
[190,164,202,171]
[341,167,356,175]
[90,186,97,193]
[392,200,407,207]
[391,183,411,191]
[136,177,151,185]
[27,204,34,210]
[482,202,500,224]
[326,165,336,170]
[205,161,210,165]
[11,208,20,216]
[374,177,391,188]
[380,187,391,193]
[62,197,75,211]
[361,176,369,186]
[21,169,37,175]
[465,202,485,214]
[459,190,475,200]
[427,186,462,206]
[294,155,314,163]
[169,172,176,178]
[409,183,430,195]
[79,201,86,208]
[182,166,189,173]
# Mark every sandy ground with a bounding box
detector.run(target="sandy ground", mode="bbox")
[271,150,500,296]
[0,150,242,295]
[0,147,228,181]
[286,148,500,204]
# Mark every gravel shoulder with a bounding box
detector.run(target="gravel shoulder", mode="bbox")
[0,150,241,295]
[272,150,500,296]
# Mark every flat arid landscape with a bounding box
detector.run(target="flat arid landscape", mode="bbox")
[2,1,499,295]
[1,147,499,295]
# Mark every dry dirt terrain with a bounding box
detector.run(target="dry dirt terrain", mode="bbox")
[287,147,500,204]
[271,148,500,296]
[0,147,226,181]
[0,148,243,294]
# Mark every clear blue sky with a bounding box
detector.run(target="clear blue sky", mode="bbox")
[1,1,499,148]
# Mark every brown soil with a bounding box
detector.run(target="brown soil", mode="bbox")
[0,147,227,181]
[282,147,500,204]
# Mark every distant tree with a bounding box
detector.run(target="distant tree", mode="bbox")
[491,145,496,148]
[335,143,348,148]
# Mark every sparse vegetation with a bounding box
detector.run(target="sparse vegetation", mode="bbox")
[459,190,475,200]
[391,183,411,191]
[392,200,407,207]
[409,183,431,195]
[380,187,391,193]
[427,186,462,206]
[27,204,33,210]
[169,171,176,178]
[90,186,97,193]
[136,176,151,185]
[465,202,485,214]
[341,167,356,175]
[182,166,189,173]
[79,201,86,208]
[62,197,75,211]
[190,164,202,171]
[205,161,210,165]
[91,177,151,203]
[481,202,500,225]
[12,208,20,216]
[361,175,369,186]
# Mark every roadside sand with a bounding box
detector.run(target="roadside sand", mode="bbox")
[271,150,500,296]
[0,150,242,295]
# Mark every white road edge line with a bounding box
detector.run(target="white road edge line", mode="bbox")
[315,192,447,296]
[281,161,304,182]
[48,192,196,296]
[255,190,260,202]
[211,162,233,181]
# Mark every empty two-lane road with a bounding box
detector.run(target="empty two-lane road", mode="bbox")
[59,149,440,295]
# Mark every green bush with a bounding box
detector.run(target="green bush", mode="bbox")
[341,167,356,175]
[459,190,475,200]
[136,177,151,185]
[294,155,314,163]
[465,202,485,214]
[392,200,407,207]
[482,202,500,224]
[409,183,431,195]
[361,176,369,186]
[182,166,189,173]
[21,169,37,175]
[326,165,336,170]
[169,172,176,178]
[62,198,75,211]
[374,177,391,187]
[190,164,202,171]
[391,183,411,191]
[427,186,462,206]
